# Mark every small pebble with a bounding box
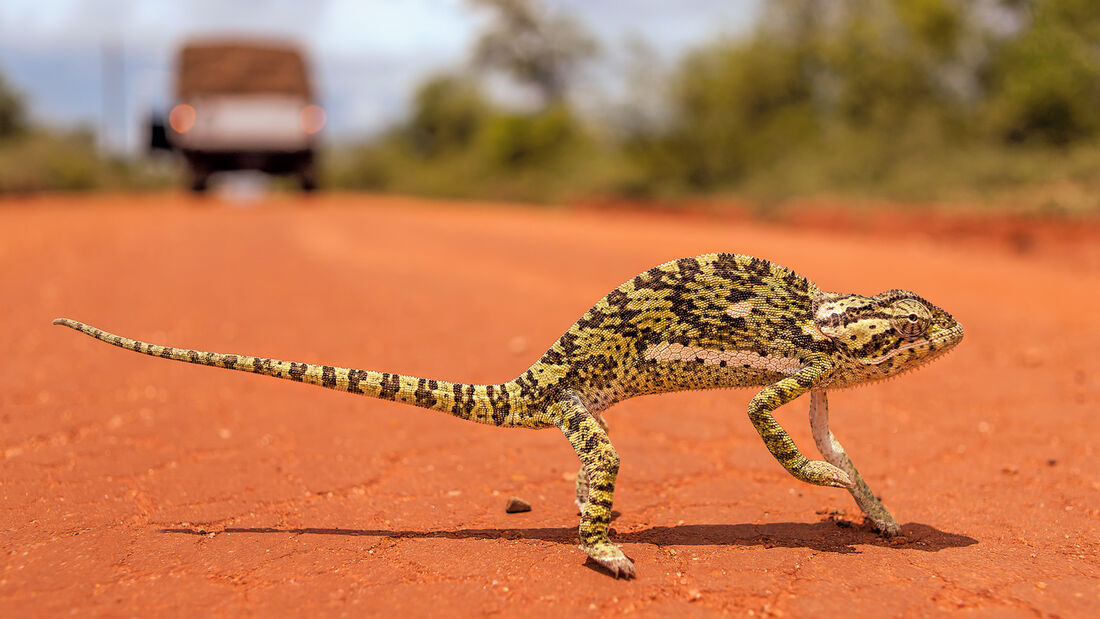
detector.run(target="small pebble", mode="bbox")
[505,496,531,513]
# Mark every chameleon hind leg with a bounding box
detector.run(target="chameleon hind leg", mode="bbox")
[557,395,633,578]
[574,413,609,512]
[809,391,901,536]
[748,360,854,489]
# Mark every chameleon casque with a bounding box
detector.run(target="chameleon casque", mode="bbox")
[54,253,963,578]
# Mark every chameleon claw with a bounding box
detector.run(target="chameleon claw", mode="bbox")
[584,543,635,579]
[798,460,854,489]
[834,470,855,489]
[872,519,902,537]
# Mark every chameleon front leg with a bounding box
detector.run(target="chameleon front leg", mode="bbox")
[809,390,901,536]
[748,360,853,488]
[556,394,633,578]
[574,412,609,512]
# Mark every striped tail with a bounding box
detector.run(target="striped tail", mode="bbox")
[52,318,533,427]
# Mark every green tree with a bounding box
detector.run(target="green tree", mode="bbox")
[468,0,598,107]
[0,71,27,138]
[660,38,817,188]
[636,0,980,191]
[474,103,582,169]
[405,74,491,157]
[985,0,1100,144]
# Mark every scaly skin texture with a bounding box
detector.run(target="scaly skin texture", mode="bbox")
[54,253,964,579]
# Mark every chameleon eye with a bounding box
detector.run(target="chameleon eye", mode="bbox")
[891,300,929,338]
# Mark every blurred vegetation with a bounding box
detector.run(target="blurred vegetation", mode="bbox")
[325,0,616,202]
[0,71,171,194]
[324,0,1100,211]
[324,74,622,201]
[614,0,1100,208]
[0,72,26,139]
[0,128,174,194]
[3,0,1099,212]
[469,0,599,107]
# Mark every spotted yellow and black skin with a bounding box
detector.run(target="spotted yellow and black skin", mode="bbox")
[53,253,964,579]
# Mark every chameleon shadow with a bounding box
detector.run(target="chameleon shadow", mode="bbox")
[160,521,975,554]
[619,522,977,554]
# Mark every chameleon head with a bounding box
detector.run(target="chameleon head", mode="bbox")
[813,289,964,387]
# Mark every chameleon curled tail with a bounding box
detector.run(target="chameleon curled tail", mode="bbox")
[51,318,529,427]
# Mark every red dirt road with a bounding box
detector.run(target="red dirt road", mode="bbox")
[2,194,1097,616]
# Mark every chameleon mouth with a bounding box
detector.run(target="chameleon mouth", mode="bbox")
[859,322,964,366]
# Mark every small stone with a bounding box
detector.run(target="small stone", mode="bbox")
[505,496,531,513]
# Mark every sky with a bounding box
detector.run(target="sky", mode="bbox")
[0,0,758,152]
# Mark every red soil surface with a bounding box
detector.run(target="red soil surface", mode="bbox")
[1,193,1097,616]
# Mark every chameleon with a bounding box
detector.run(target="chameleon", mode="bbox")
[53,253,963,578]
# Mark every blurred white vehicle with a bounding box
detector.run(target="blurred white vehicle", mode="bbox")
[151,40,324,192]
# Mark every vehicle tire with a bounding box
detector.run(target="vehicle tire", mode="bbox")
[188,162,210,193]
[298,160,317,193]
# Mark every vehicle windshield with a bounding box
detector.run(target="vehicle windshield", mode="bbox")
[177,42,311,99]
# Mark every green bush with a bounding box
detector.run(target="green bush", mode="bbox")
[321,0,1100,213]
[474,105,583,169]
[0,130,102,192]
[0,72,26,139]
[985,0,1100,144]
[406,75,490,158]
[0,129,175,194]
[325,76,608,203]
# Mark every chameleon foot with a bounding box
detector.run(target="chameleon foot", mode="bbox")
[797,460,854,489]
[584,543,635,579]
[871,517,902,537]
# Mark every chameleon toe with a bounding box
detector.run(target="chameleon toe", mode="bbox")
[585,543,635,579]
[592,553,635,579]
